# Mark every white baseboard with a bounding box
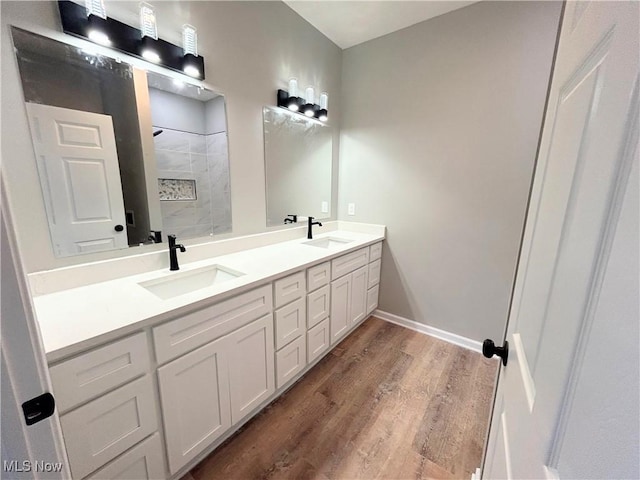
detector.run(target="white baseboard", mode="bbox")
[373,309,482,353]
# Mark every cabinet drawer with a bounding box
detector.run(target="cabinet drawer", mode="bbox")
[276,335,306,389]
[331,248,369,280]
[307,262,330,292]
[307,284,330,329]
[369,242,382,261]
[60,376,158,479]
[275,297,306,350]
[86,433,165,480]
[307,318,330,364]
[153,285,272,364]
[50,333,149,413]
[367,284,380,315]
[368,259,381,289]
[274,271,305,308]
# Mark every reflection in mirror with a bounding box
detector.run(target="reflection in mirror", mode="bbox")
[11,27,231,258]
[263,107,332,227]
[147,72,232,239]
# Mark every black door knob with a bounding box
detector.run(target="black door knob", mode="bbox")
[482,339,509,366]
[114,224,124,232]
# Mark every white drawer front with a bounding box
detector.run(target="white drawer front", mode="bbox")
[368,259,381,289]
[275,297,306,350]
[307,284,330,329]
[367,284,380,315]
[369,242,382,261]
[274,271,306,308]
[153,285,272,364]
[276,335,306,389]
[307,262,330,292]
[331,248,369,280]
[50,333,149,413]
[61,376,158,479]
[86,433,165,480]
[307,318,330,364]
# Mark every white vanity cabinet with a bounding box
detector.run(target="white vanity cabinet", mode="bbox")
[44,235,384,480]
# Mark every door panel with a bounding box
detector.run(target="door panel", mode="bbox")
[484,2,639,478]
[25,103,128,256]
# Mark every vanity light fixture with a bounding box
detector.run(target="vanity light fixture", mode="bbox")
[139,2,161,63]
[182,25,201,78]
[318,92,328,121]
[287,78,301,112]
[276,83,328,122]
[58,1,206,79]
[303,86,316,117]
[85,0,111,46]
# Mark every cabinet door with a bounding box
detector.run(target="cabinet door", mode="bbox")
[367,259,381,289]
[157,337,231,475]
[330,275,350,345]
[350,266,368,326]
[227,314,275,424]
[367,284,380,315]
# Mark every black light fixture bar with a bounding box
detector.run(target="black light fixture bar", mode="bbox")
[277,89,327,122]
[57,0,205,80]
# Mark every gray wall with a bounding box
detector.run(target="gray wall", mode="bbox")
[149,88,207,135]
[338,1,562,342]
[1,0,342,272]
[205,96,227,134]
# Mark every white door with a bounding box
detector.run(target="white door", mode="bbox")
[1,181,70,479]
[25,103,128,256]
[330,275,350,344]
[483,2,638,479]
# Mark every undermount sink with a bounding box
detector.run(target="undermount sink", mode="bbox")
[139,264,245,300]
[302,236,354,249]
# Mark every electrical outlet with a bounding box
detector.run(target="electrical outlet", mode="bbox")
[348,203,356,216]
[321,201,329,213]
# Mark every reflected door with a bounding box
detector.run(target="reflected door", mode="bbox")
[483,1,638,478]
[25,103,128,256]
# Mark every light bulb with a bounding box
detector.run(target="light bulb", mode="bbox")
[319,92,328,110]
[88,29,111,46]
[85,0,107,19]
[142,49,161,63]
[304,107,315,117]
[305,86,315,105]
[288,78,298,98]
[139,2,158,39]
[182,24,198,56]
[288,102,299,112]
[183,65,200,78]
[319,113,328,121]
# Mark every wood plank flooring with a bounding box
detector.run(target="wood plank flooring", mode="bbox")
[184,317,498,480]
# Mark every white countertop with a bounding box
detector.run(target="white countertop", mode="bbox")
[32,229,384,363]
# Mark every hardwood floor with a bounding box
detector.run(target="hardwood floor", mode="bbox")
[185,317,498,480]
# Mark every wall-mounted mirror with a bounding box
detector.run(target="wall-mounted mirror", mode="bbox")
[263,106,332,227]
[11,27,231,258]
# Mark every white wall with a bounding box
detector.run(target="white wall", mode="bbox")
[149,88,207,134]
[338,1,562,342]
[1,0,342,273]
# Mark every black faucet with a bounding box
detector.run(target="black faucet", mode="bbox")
[148,230,162,243]
[307,216,323,239]
[168,234,186,271]
[284,214,298,224]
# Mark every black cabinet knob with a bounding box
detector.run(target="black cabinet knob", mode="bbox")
[482,339,509,366]
[114,224,124,232]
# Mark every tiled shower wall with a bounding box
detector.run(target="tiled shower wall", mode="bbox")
[153,127,232,238]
